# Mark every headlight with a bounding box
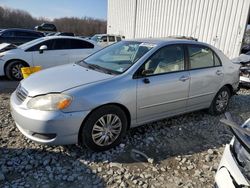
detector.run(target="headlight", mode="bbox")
[27,94,72,111]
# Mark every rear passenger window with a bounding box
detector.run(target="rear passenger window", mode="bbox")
[188,46,215,69]
[214,54,221,66]
[70,39,94,49]
[28,32,42,37]
[51,39,71,50]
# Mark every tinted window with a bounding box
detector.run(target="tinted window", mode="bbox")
[26,40,53,51]
[142,45,185,76]
[2,31,14,37]
[14,31,33,37]
[108,36,115,42]
[101,36,107,42]
[51,39,71,50]
[188,46,214,69]
[70,39,94,49]
[117,37,121,41]
[28,32,43,37]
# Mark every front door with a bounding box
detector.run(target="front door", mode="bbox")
[136,45,190,124]
[32,39,70,69]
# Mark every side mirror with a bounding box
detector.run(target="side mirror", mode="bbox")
[39,45,48,54]
[141,69,154,76]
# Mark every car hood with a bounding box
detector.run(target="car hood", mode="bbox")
[21,64,114,96]
[0,43,17,52]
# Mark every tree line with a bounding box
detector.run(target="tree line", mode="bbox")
[0,6,107,36]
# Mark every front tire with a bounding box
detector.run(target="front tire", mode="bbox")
[209,86,231,115]
[5,60,27,80]
[80,105,128,151]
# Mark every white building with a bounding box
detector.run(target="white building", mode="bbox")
[107,0,250,58]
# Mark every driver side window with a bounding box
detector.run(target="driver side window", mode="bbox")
[141,45,185,76]
[26,40,52,52]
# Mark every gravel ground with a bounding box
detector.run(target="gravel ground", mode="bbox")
[1,87,250,188]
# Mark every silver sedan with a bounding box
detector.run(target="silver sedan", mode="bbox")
[10,38,240,151]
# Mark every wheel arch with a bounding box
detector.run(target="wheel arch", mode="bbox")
[78,102,131,144]
[223,84,234,96]
[4,59,30,75]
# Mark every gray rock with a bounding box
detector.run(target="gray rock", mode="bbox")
[0,172,5,181]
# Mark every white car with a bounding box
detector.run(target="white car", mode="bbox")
[0,36,101,80]
[215,116,250,188]
[90,34,123,47]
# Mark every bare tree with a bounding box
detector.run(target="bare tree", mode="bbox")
[0,6,107,36]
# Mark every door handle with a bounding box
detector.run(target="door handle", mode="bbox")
[179,75,190,82]
[143,78,150,84]
[216,70,223,75]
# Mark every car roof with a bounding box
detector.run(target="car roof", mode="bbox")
[0,28,42,33]
[93,34,122,37]
[125,37,208,46]
[43,36,90,40]
[40,36,96,45]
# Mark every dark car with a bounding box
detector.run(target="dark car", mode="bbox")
[35,23,57,32]
[55,32,75,36]
[0,29,45,45]
[46,32,75,37]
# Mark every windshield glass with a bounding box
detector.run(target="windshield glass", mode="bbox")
[19,37,45,49]
[80,41,156,74]
[91,35,102,42]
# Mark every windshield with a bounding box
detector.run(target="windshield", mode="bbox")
[80,41,156,74]
[91,35,102,42]
[18,37,45,49]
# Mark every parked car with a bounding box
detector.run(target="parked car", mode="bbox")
[46,32,75,37]
[10,38,240,151]
[215,113,250,187]
[90,34,123,47]
[232,53,250,87]
[0,28,44,45]
[0,36,101,80]
[35,23,57,32]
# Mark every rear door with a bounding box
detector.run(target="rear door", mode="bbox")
[186,44,224,111]
[31,39,70,69]
[136,45,190,123]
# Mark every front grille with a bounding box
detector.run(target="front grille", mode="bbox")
[16,85,28,102]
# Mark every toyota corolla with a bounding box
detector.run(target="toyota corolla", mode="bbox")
[10,38,240,151]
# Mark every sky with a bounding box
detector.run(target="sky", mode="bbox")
[0,0,107,20]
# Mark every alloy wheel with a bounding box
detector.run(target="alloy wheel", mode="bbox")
[11,63,24,80]
[91,114,122,146]
[215,91,229,112]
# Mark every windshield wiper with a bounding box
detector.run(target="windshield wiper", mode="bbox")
[77,61,116,75]
[88,64,116,75]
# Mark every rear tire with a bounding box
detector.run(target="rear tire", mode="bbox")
[5,60,27,80]
[80,105,128,152]
[209,86,231,115]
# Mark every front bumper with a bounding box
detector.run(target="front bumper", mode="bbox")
[215,143,249,188]
[10,91,90,145]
